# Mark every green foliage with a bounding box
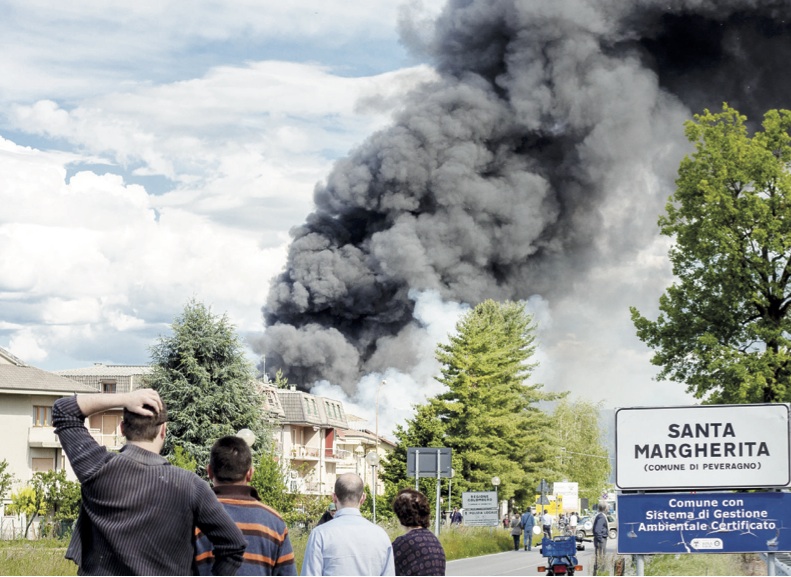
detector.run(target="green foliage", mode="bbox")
[380,403,456,504]
[632,104,791,403]
[644,552,758,576]
[0,459,15,505]
[359,483,395,522]
[249,452,294,516]
[273,369,290,389]
[7,486,45,538]
[384,300,560,511]
[283,493,330,534]
[551,398,611,504]
[433,300,560,507]
[146,299,270,472]
[285,524,514,573]
[0,540,78,576]
[11,470,82,538]
[168,445,198,473]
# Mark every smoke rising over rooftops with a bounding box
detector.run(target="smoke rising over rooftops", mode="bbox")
[257,0,791,410]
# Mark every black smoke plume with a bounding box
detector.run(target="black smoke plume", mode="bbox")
[259,0,791,394]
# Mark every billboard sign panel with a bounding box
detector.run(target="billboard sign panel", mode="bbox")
[615,404,790,490]
[554,482,579,512]
[406,447,452,478]
[618,492,791,554]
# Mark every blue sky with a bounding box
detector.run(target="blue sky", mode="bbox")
[0,0,700,434]
[0,0,454,433]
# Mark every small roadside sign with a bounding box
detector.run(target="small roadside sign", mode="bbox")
[462,491,499,527]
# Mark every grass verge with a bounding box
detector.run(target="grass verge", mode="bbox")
[1,526,514,576]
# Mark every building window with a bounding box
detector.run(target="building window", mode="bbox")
[32,457,54,472]
[33,406,53,427]
[102,381,117,394]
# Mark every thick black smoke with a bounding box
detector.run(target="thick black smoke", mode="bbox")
[259,0,791,393]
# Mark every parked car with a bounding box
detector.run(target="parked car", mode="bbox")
[575,514,617,540]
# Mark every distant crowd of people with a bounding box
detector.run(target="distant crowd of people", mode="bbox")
[52,388,447,576]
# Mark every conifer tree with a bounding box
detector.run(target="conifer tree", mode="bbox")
[147,299,268,472]
[433,299,557,504]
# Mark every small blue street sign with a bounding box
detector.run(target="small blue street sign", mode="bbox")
[618,492,791,554]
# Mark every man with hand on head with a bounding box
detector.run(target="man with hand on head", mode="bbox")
[301,473,395,576]
[52,388,246,576]
[195,435,296,576]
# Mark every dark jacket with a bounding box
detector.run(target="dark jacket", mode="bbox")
[592,512,609,541]
[53,396,246,575]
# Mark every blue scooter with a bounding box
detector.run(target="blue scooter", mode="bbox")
[537,535,591,576]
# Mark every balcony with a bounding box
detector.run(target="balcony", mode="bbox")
[28,427,60,448]
[289,445,320,460]
[88,428,125,450]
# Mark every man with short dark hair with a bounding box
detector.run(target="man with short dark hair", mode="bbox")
[195,436,296,576]
[53,389,246,576]
[301,473,394,576]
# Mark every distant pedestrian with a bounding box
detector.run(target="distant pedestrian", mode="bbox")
[317,503,336,526]
[509,514,522,551]
[503,514,509,529]
[568,512,578,536]
[195,435,296,575]
[392,489,446,576]
[301,473,394,576]
[541,511,552,540]
[520,509,536,551]
[450,507,462,526]
[592,502,609,575]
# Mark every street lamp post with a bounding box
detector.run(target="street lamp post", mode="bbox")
[491,476,500,521]
[365,450,380,523]
[372,379,386,525]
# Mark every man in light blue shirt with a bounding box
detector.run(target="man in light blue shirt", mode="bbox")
[301,473,394,576]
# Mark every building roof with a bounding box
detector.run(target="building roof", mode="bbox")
[276,388,348,428]
[55,363,153,377]
[0,347,97,395]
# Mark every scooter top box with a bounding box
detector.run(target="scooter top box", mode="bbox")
[541,536,577,557]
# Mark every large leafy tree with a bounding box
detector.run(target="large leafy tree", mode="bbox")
[147,299,268,472]
[632,105,791,403]
[432,299,558,506]
[552,398,611,505]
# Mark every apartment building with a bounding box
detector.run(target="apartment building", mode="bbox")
[0,347,97,513]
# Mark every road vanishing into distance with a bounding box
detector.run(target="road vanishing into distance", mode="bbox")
[446,537,613,576]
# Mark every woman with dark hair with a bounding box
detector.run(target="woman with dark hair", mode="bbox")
[391,489,446,576]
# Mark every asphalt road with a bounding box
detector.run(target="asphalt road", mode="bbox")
[446,537,614,576]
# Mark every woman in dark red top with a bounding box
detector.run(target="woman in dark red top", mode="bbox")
[391,489,446,576]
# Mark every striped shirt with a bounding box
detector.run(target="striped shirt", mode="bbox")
[53,396,246,576]
[195,485,296,576]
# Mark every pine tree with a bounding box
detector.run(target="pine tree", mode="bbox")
[147,299,268,472]
[434,300,557,505]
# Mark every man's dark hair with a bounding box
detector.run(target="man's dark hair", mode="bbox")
[122,404,167,442]
[392,488,430,529]
[334,473,364,506]
[209,436,252,483]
